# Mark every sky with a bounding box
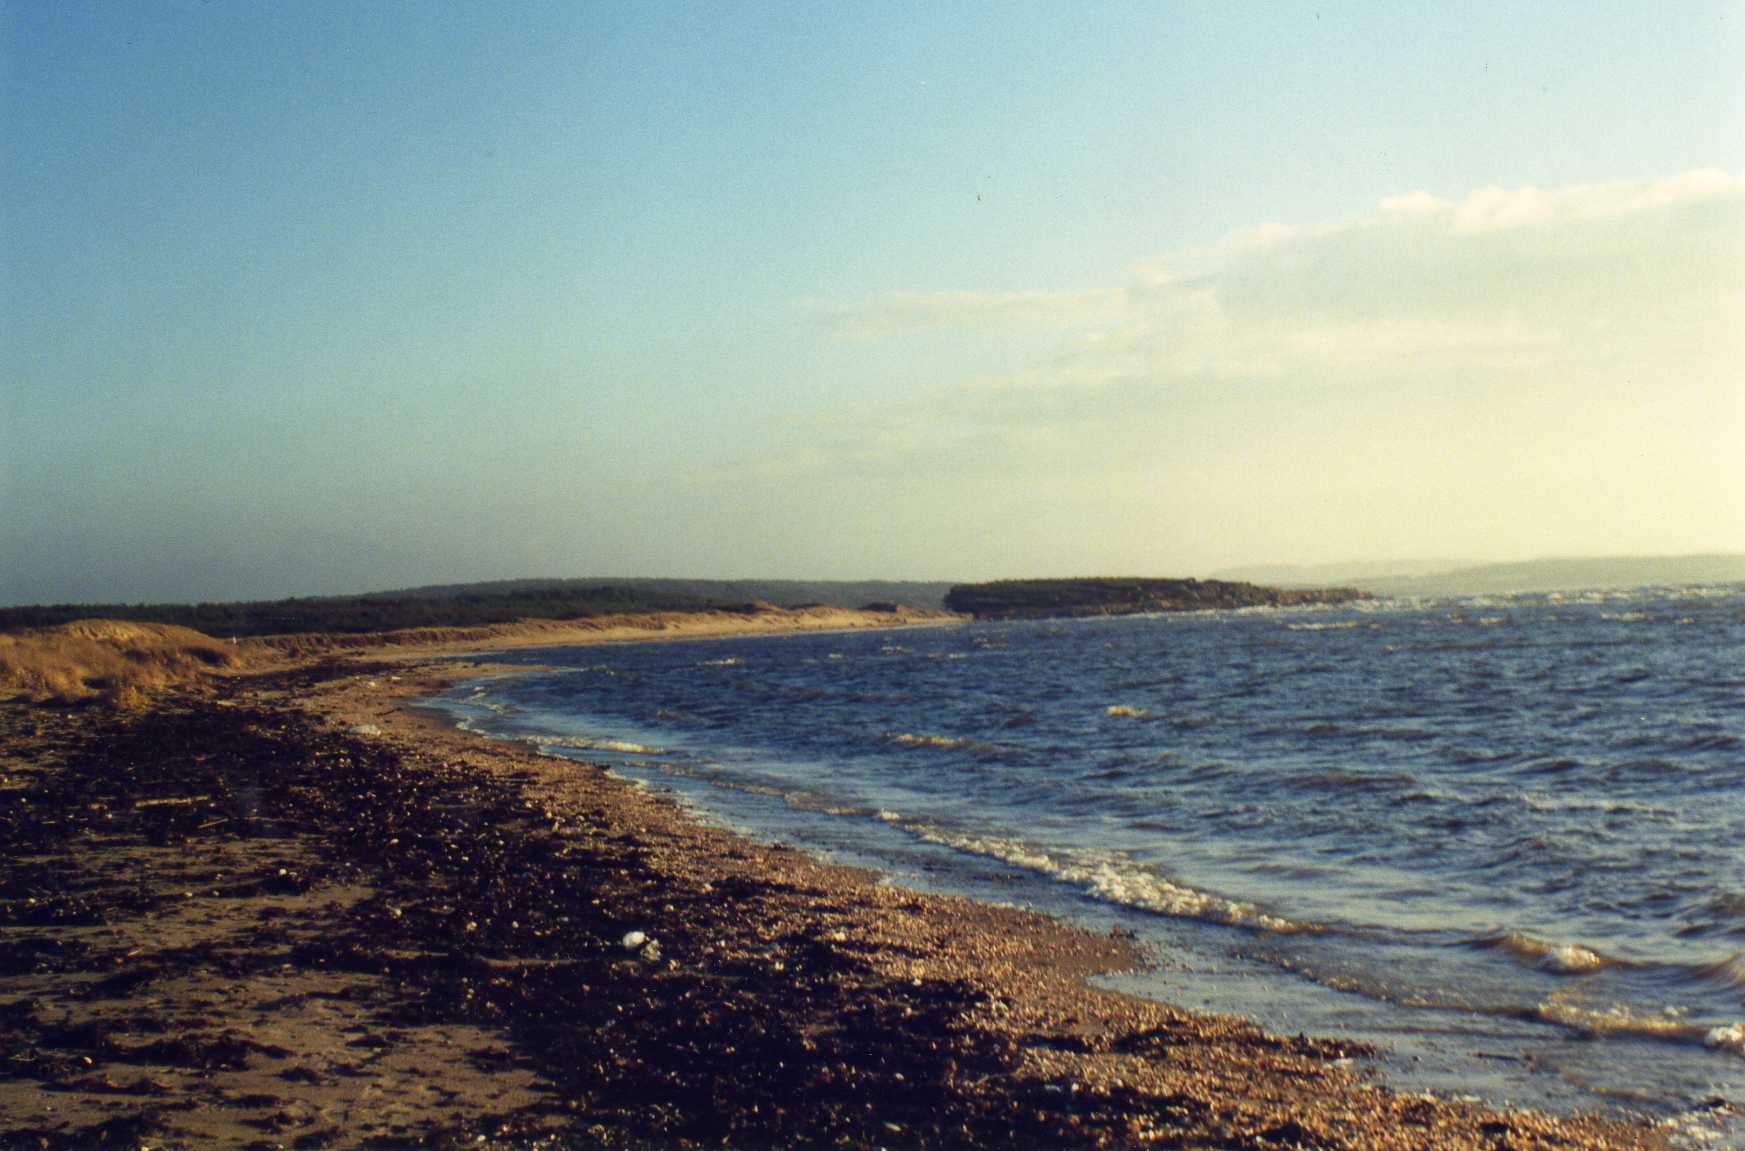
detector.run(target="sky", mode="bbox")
[3,2,1743,605]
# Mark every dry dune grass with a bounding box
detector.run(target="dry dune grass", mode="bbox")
[0,620,240,707]
[248,604,949,659]
[0,606,947,706]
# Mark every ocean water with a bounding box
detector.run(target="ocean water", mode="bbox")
[435,587,1745,1137]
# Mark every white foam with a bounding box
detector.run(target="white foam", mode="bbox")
[898,822,1307,934]
[1478,930,1616,974]
[1541,943,1608,974]
[884,732,977,751]
[526,734,666,756]
[1105,705,1150,719]
[1532,997,1737,1054]
[1705,1022,1745,1055]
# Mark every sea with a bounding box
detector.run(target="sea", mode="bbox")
[432,586,1745,1142]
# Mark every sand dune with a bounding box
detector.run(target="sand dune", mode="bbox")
[0,620,240,706]
[244,603,958,660]
[1,606,954,706]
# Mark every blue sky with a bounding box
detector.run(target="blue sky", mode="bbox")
[3,2,1742,604]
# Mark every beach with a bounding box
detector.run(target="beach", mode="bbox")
[0,615,1672,1149]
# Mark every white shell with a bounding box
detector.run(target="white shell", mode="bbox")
[620,930,647,950]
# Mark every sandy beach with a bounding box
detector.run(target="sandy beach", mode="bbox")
[0,614,1671,1149]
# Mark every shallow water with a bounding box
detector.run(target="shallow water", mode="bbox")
[436,587,1745,1138]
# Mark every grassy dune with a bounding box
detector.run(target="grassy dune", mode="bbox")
[0,605,949,707]
[0,620,240,707]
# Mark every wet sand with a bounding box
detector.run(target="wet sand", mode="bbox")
[0,642,1669,1148]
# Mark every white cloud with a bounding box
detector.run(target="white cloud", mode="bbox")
[745,171,1745,568]
[1443,168,1741,234]
[819,170,1741,399]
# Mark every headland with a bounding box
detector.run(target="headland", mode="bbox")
[943,577,1368,620]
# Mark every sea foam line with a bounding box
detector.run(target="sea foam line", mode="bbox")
[879,815,1310,934]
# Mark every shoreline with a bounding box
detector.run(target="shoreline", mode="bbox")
[0,630,1671,1148]
[242,604,965,664]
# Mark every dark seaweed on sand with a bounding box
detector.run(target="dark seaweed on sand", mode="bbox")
[0,666,1195,1149]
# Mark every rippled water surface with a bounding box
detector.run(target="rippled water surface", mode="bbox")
[437,587,1745,1135]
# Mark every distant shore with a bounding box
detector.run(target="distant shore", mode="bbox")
[0,613,1666,1149]
[250,602,963,659]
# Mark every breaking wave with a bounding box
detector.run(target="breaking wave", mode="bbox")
[523,734,667,756]
[882,732,982,752]
[1530,996,1745,1058]
[1471,931,1622,974]
[887,819,1310,934]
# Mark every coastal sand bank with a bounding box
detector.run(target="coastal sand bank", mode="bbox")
[0,620,1670,1149]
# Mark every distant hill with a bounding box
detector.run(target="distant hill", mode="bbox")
[0,578,957,638]
[1349,554,1745,599]
[1212,554,1745,599]
[943,578,1367,621]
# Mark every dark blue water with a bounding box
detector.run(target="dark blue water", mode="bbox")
[437,587,1745,1137]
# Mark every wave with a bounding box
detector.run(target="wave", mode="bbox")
[1470,931,1624,974]
[696,656,743,667]
[1285,621,1360,631]
[1293,768,1415,792]
[524,734,667,756]
[879,732,1005,760]
[1701,891,1745,924]
[888,819,1311,934]
[1706,1022,1745,1055]
[780,792,876,818]
[1676,732,1740,753]
[1530,996,1744,1057]
[886,732,970,749]
[1690,952,1745,991]
[1517,756,1583,776]
[1105,704,1151,719]
[456,687,520,715]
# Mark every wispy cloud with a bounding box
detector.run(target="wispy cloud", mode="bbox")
[1385,167,1741,234]
[730,170,1745,567]
[820,169,1743,392]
